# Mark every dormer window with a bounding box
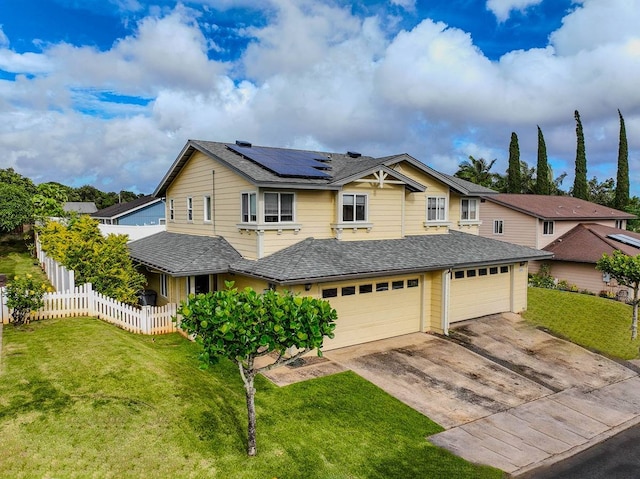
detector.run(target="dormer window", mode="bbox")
[343,194,367,222]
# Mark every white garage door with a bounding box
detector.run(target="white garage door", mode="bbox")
[449,265,511,323]
[322,277,422,351]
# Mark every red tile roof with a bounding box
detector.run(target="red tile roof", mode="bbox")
[544,224,640,263]
[484,194,635,220]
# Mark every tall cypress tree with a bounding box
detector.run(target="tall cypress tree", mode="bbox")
[573,110,589,200]
[507,132,522,193]
[534,125,551,195]
[614,109,629,210]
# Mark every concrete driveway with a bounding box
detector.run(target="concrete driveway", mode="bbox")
[324,313,640,476]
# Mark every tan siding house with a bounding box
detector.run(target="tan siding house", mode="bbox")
[129,140,551,350]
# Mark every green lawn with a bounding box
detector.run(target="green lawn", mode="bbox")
[523,287,640,360]
[0,233,48,282]
[0,318,501,479]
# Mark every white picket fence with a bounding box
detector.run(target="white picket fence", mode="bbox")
[35,241,75,292]
[0,283,178,334]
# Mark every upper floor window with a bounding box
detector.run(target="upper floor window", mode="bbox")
[241,192,257,223]
[203,195,212,222]
[264,192,294,223]
[616,219,624,229]
[169,199,174,221]
[493,219,503,235]
[460,198,478,221]
[343,194,367,222]
[186,197,193,221]
[427,197,446,221]
[543,220,554,235]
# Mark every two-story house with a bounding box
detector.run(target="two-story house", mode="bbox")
[128,140,551,350]
[478,194,637,295]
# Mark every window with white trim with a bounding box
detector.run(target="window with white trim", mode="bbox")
[460,198,478,221]
[543,220,554,235]
[241,192,257,223]
[493,219,503,235]
[186,197,193,221]
[169,199,174,221]
[160,274,168,297]
[264,192,294,223]
[616,220,624,229]
[203,195,212,222]
[427,197,446,221]
[342,193,367,222]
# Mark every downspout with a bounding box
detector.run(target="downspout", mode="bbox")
[211,170,216,235]
[442,269,451,335]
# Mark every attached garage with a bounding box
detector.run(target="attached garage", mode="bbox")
[449,265,512,323]
[321,276,422,350]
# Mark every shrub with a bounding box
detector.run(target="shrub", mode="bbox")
[599,290,617,300]
[5,274,50,325]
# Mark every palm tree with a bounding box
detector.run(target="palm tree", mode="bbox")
[454,156,497,188]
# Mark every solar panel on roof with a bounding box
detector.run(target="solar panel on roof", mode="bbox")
[608,234,640,248]
[226,143,331,179]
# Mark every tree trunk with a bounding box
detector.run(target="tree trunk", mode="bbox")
[239,360,257,456]
[633,287,639,340]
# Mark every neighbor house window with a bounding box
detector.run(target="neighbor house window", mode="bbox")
[343,194,367,222]
[427,197,446,221]
[543,220,554,235]
[160,274,168,297]
[493,220,503,235]
[187,197,193,221]
[264,192,294,222]
[616,220,624,229]
[169,199,174,221]
[203,195,212,222]
[460,199,478,221]
[241,192,257,223]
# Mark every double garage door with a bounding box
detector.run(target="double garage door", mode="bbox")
[449,265,512,323]
[321,277,422,350]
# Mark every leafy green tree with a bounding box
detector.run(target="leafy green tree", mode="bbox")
[5,274,49,325]
[454,156,497,188]
[573,110,589,200]
[0,168,36,194]
[177,283,337,456]
[588,177,615,207]
[32,183,69,220]
[38,216,145,305]
[506,132,522,193]
[597,251,640,339]
[0,183,33,232]
[614,109,629,210]
[534,126,551,195]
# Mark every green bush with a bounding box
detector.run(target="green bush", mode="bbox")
[5,274,50,325]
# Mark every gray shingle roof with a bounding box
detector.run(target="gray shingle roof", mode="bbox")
[230,231,552,284]
[154,140,483,197]
[92,196,162,220]
[128,231,242,277]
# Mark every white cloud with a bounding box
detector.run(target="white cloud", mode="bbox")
[486,0,543,22]
[1,0,640,196]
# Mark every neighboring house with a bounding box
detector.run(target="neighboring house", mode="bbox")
[92,196,166,225]
[542,224,640,297]
[478,194,634,249]
[128,140,551,350]
[63,202,97,214]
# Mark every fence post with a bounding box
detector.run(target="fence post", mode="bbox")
[1,287,8,325]
[141,306,151,334]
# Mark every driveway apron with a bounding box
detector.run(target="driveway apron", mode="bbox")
[324,313,640,476]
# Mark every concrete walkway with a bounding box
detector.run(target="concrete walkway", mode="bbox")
[429,377,640,476]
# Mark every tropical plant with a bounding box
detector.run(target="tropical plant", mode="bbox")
[177,283,337,456]
[454,156,498,188]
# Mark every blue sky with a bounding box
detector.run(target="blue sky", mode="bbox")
[1,0,639,196]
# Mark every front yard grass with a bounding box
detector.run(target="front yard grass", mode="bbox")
[0,317,501,479]
[523,287,640,360]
